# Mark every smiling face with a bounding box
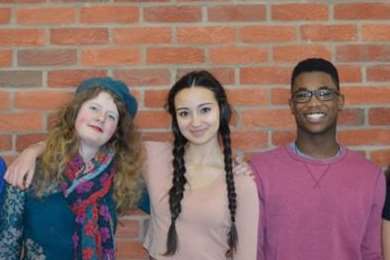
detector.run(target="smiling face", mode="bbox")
[174,87,220,146]
[75,91,119,152]
[289,71,344,136]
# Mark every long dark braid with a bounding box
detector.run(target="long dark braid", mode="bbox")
[164,116,187,255]
[164,70,238,256]
[220,98,238,257]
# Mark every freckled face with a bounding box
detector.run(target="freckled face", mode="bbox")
[75,91,119,150]
[174,87,220,145]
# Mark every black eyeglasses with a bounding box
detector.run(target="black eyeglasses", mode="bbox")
[292,88,340,103]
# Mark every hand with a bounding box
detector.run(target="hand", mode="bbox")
[4,142,43,189]
[232,152,254,179]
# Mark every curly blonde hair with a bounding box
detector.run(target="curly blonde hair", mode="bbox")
[34,87,144,214]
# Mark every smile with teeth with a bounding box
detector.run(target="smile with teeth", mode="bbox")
[305,112,326,122]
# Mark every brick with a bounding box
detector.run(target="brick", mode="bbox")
[115,0,169,2]
[338,65,362,83]
[81,48,140,66]
[362,25,390,41]
[338,129,390,145]
[335,3,390,20]
[208,4,265,22]
[177,26,235,44]
[177,68,235,85]
[273,45,331,62]
[18,49,77,66]
[209,47,267,65]
[0,71,42,88]
[15,91,72,110]
[336,45,390,62]
[271,130,295,146]
[0,29,44,46]
[339,108,364,126]
[141,131,172,142]
[301,24,357,41]
[116,219,140,239]
[369,108,390,126]
[240,67,290,85]
[240,25,296,43]
[343,87,390,105]
[0,91,11,109]
[0,8,10,23]
[115,240,147,258]
[0,112,44,132]
[113,27,172,45]
[134,111,170,129]
[16,133,47,152]
[272,4,328,21]
[0,135,12,151]
[271,88,290,105]
[0,50,11,67]
[241,108,295,129]
[367,65,390,82]
[144,89,168,108]
[51,28,108,45]
[231,131,268,150]
[370,149,390,167]
[144,6,201,23]
[0,0,44,2]
[147,47,204,64]
[16,7,75,24]
[80,6,139,24]
[114,69,170,87]
[48,70,107,88]
[226,88,268,106]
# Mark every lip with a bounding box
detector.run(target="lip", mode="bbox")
[189,128,207,137]
[88,125,103,133]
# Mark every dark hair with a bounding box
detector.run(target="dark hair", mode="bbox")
[291,58,340,91]
[164,70,238,256]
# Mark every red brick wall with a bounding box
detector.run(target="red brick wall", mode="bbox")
[1,1,390,259]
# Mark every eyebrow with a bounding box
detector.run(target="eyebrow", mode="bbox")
[176,102,215,111]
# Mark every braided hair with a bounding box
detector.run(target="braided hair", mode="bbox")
[164,70,238,256]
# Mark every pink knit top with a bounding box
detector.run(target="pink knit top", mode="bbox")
[143,141,259,260]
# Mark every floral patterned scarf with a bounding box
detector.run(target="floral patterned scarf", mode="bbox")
[61,148,116,260]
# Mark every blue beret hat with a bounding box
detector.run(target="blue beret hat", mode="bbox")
[76,77,138,117]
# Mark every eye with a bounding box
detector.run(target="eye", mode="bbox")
[200,106,211,114]
[177,110,189,118]
[294,91,310,99]
[318,89,333,98]
[88,104,99,111]
[107,113,118,121]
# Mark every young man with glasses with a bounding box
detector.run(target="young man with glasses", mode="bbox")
[250,58,385,260]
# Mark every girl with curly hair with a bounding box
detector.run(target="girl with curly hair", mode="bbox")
[0,77,143,260]
[5,71,259,259]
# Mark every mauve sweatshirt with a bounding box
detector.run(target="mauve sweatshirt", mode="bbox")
[250,145,385,260]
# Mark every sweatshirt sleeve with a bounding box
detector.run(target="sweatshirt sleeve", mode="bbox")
[361,169,386,260]
[249,158,265,260]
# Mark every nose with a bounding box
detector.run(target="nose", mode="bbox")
[191,114,201,127]
[307,92,322,107]
[96,111,106,123]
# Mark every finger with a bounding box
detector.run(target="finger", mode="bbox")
[25,166,34,188]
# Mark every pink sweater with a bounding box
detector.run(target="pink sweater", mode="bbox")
[250,145,385,260]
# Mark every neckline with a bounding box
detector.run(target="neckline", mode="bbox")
[284,143,347,166]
